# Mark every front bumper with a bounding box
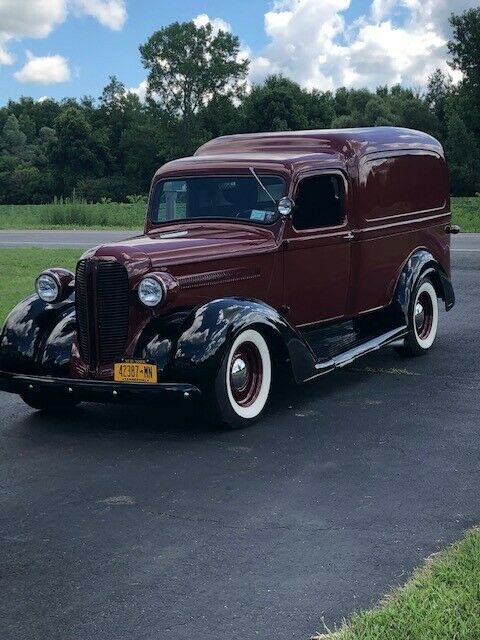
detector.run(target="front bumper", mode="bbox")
[0,371,201,404]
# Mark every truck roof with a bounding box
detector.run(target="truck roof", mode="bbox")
[194,127,443,159]
[155,127,444,179]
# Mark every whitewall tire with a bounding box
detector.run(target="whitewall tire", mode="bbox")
[210,328,272,428]
[401,277,439,356]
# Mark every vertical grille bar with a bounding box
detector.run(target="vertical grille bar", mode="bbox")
[75,259,129,366]
[75,259,92,364]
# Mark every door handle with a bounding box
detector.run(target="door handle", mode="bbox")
[343,231,354,240]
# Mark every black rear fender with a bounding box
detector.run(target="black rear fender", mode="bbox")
[393,249,455,324]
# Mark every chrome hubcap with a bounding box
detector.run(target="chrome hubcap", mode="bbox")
[231,357,248,392]
[229,342,264,407]
[415,302,425,330]
[414,291,434,339]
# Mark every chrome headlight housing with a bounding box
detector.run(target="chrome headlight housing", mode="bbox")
[35,268,74,304]
[138,276,166,308]
[36,273,60,303]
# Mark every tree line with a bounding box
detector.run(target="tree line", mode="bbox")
[1,7,479,205]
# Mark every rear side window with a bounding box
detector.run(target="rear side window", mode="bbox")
[293,175,345,231]
[359,153,447,221]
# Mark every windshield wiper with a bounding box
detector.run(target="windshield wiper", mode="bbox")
[249,167,277,206]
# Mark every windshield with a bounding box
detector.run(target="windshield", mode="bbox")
[149,175,285,225]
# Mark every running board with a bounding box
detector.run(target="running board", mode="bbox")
[304,326,408,382]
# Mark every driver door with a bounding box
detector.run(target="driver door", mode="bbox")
[283,172,352,326]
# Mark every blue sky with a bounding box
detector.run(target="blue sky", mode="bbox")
[0,0,473,105]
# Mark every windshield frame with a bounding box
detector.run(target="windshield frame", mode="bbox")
[147,173,287,228]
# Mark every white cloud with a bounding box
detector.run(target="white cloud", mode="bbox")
[0,0,67,39]
[74,0,127,31]
[127,79,148,101]
[0,0,127,67]
[193,14,232,35]
[14,51,71,84]
[249,0,476,90]
[0,37,14,65]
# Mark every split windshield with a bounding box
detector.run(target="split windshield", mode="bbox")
[149,175,285,225]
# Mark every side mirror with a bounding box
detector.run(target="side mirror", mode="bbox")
[277,197,295,217]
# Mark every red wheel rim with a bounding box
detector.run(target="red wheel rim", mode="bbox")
[415,290,434,339]
[229,341,263,407]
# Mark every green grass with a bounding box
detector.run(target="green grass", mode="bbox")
[0,197,478,231]
[452,197,480,232]
[0,201,145,230]
[313,528,480,640]
[0,248,80,324]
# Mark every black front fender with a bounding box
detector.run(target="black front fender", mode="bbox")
[137,298,318,387]
[0,294,76,376]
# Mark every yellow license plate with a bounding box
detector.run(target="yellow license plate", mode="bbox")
[114,361,158,384]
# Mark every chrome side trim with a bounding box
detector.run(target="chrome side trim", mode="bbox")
[355,212,450,235]
[365,203,447,224]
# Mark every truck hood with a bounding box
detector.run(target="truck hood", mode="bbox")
[89,222,279,269]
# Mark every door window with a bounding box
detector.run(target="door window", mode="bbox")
[293,175,345,231]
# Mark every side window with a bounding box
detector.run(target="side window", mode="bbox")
[293,175,345,231]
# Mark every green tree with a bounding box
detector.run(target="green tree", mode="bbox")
[239,76,334,132]
[448,8,480,92]
[139,21,249,120]
[100,75,127,113]
[1,114,27,156]
[18,113,36,142]
[426,69,452,129]
[445,112,480,195]
[198,95,238,139]
[51,106,111,194]
[364,96,397,126]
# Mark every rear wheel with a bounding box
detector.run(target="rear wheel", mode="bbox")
[399,276,439,357]
[209,328,272,429]
[20,390,79,412]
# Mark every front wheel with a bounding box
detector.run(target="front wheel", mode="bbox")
[209,328,272,429]
[399,277,439,357]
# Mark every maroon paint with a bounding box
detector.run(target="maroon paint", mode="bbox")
[69,127,451,379]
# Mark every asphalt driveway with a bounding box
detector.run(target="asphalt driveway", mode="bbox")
[1,250,479,640]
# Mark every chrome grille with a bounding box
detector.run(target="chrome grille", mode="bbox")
[75,259,129,366]
[75,259,91,362]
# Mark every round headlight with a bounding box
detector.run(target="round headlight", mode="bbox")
[138,277,165,307]
[36,273,60,303]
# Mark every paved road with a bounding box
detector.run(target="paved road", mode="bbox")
[0,229,479,251]
[1,251,479,640]
[0,229,139,248]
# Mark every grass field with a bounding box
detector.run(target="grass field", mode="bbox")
[0,201,145,230]
[452,197,480,232]
[313,528,480,640]
[0,197,478,231]
[0,248,80,324]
